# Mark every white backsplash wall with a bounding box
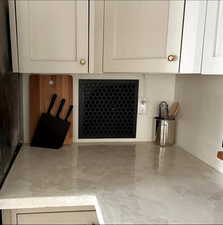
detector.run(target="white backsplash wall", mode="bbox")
[22,74,176,143]
[74,74,176,143]
[141,74,176,141]
[175,75,223,173]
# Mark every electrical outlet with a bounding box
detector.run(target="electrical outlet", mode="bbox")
[138,98,147,115]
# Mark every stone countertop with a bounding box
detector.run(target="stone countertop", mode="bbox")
[1,142,223,224]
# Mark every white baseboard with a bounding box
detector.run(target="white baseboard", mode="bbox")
[75,138,150,143]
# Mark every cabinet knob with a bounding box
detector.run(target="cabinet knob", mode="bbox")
[80,58,86,65]
[167,55,177,62]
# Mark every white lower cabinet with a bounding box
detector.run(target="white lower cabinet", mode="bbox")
[2,206,99,225]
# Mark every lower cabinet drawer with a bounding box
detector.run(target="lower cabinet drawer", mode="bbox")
[17,210,98,224]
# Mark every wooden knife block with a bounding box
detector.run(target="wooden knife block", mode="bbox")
[30,75,73,145]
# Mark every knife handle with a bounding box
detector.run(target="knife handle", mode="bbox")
[65,105,73,121]
[56,99,65,118]
[47,94,57,114]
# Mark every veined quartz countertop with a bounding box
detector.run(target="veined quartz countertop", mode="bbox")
[1,142,223,224]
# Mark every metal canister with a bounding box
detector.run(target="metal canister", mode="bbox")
[153,117,176,146]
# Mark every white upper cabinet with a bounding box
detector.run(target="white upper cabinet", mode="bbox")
[13,0,208,74]
[180,1,206,74]
[103,0,185,73]
[16,0,88,73]
[202,0,223,74]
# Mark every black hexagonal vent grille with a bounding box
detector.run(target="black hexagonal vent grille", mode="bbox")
[79,80,139,139]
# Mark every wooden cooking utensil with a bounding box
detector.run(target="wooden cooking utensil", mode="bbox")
[217,151,223,160]
[169,102,180,119]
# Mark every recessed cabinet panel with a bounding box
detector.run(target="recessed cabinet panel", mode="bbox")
[16,0,88,73]
[103,0,184,73]
[113,2,169,59]
[203,0,223,74]
[29,1,77,61]
[17,211,98,225]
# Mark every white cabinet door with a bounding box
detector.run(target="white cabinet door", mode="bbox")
[103,0,184,73]
[180,1,207,73]
[16,0,88,73]
[202,0,223,74]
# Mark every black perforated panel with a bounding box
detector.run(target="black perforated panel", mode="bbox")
[79,80,139,139]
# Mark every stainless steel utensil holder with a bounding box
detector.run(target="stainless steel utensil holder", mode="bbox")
[153,117,176,146]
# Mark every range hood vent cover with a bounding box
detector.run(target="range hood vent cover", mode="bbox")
[79,79,138,139]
